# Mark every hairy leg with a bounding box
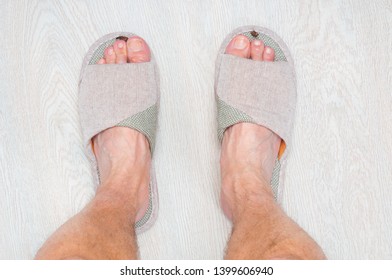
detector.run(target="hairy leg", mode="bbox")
[222,36,326,260]
[35,37,152,259]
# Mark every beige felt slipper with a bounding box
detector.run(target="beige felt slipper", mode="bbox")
[215,25,297,199]
[78,32,159,233]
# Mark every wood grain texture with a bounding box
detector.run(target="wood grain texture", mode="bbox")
[0,0,391,259]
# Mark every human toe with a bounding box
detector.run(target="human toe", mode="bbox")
[262,46,275,61]
[113,40,128,64]
[250,39,264,61]
[126,36,151,63]
[104,46,116,64]
[225,35,251,58]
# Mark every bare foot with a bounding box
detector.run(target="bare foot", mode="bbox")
[220,35,281,222]
[94,36,152,222]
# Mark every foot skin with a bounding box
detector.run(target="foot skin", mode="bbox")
[94,36,152,222]
[220,35,281,222]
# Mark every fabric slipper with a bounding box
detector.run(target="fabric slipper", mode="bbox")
[78,32,159,233]
[215,25,296,200]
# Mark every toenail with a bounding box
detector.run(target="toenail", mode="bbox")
[129,39,143,51]
[253,40,262,46]
[118,42,124,48]
[233,37,248,49]
[108,48,114,55]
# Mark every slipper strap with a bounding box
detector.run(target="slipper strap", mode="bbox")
[216,54,296,153]
[78,62,159,156]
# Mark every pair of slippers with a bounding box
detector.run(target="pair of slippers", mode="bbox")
[78,26,296,234]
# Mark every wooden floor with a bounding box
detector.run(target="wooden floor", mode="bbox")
[0,0,391,259]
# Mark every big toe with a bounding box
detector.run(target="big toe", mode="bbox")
[225,35,251,58]
[127,36,151,63]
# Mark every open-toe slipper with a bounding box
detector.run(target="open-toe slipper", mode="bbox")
[215,25,296,199]
[78,32,159,233]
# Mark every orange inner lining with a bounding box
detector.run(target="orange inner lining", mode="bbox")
[91,140,96,155]
[278,140,286,160]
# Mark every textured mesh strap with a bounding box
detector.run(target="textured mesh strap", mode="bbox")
[116,104,158,153]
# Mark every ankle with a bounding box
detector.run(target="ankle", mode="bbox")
[97,173,145,198]
[91,186,139,220]
[101,162,149,186]
[221,174,276,222]
[222,170,274,200]
[231,199,279,227]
